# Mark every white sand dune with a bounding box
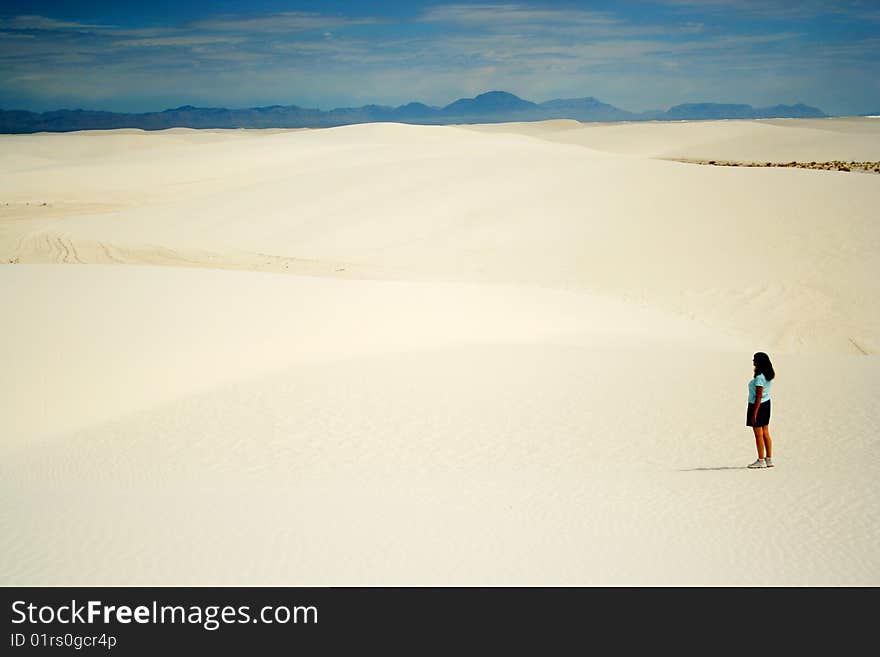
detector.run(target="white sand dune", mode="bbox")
[1,119,878,585]
[467,116,880,161]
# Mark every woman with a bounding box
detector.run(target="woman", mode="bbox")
[747,352,775,468]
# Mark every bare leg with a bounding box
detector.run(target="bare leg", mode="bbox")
[753,427,765,459]
[762,425,772,458]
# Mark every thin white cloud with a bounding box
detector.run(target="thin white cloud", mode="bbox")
[418,4,705,39]
[419,4,621,27]
[0,15,113,30]
[114,36,249,48]
[192,11,384,33]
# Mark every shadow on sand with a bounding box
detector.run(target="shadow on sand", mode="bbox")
[677,466,750,472]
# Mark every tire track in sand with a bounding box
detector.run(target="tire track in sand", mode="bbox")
[6,229,394,281]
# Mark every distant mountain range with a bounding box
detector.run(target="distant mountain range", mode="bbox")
[0,90,828,133]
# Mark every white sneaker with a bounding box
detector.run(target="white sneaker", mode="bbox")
[765,457,774,468]
[748,458,766,469]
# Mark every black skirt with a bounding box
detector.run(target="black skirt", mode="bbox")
[746,400,771,427]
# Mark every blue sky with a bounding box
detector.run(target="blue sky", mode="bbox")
[2,1,878,115]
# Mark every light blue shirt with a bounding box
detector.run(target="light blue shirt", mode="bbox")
[749,374,771,404]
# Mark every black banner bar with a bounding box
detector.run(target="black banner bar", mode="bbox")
[1,587,872,653]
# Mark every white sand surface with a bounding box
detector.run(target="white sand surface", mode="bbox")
[1,119,878,585]
[467,116,880,161]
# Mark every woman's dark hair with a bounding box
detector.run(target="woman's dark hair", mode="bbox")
[753,352,775,381]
